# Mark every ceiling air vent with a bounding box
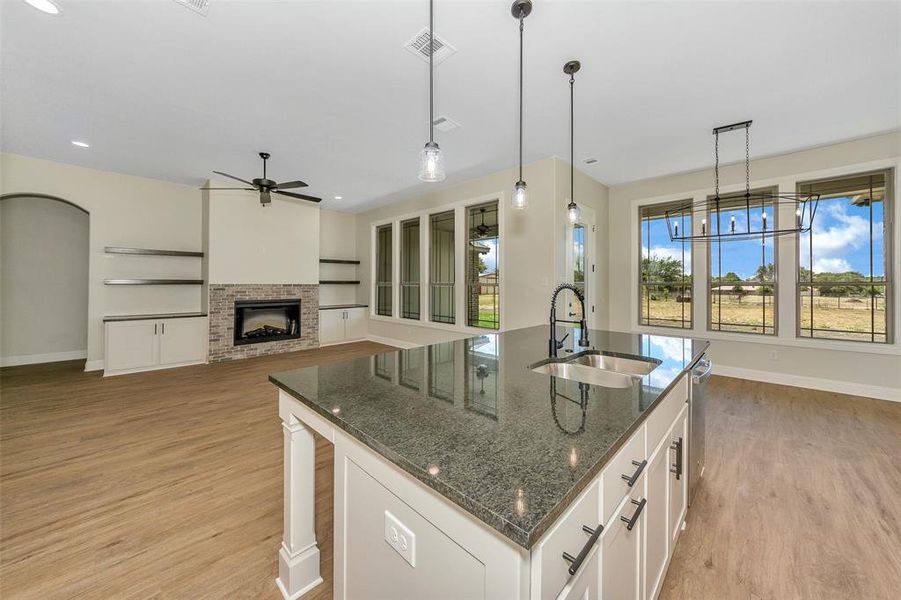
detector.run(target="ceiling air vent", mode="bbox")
[173,0,210,16]
[404,27,456,65]
[432,116,461,132]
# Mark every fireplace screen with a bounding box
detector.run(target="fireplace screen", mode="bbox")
[234,299,301,345]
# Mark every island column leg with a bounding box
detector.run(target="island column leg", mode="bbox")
[276,405,322,600]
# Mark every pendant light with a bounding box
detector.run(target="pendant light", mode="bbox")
[511,0,532,209]
[564,60,581,224]
[418,0,446,182]
[664,120,821,241]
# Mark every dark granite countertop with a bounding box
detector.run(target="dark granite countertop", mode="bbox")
[270,325,708,549]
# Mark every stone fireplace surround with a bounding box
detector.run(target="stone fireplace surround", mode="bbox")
[208,284,318,362]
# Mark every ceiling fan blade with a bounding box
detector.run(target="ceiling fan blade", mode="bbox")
[274,180,308,190]
[200,187,255,190]
[260,190,272,205]
[274,190,322,203]
[212,171,255,187]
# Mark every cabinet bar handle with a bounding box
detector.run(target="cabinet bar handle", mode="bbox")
[670,437,683,480]
[620,498,647,531]
[561,523,603,575]
[154,323,157,335]
[161,322,165,335]
[621,459,647,487]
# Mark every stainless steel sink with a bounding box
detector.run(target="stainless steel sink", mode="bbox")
[569,353,659,377]
[530,362,634,388]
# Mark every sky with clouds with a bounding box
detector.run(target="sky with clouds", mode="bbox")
[643,195,883,280]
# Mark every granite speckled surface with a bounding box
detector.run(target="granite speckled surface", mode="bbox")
[270,325,708,549]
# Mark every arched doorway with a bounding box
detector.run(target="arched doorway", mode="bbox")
[1,193,90,367]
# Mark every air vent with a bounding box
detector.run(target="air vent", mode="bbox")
[584,158,598,165]
[432,116,461,132]
[173,0,209,16]
[404,28,456,64]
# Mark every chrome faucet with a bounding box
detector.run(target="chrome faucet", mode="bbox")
[549,283,589,357]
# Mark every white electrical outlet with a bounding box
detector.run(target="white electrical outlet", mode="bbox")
[384,510,416,567]
[769,350,779,361]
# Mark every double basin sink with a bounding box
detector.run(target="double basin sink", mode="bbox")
[530,351,660,388]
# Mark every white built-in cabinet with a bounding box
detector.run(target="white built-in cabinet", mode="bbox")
[319,307,366,346]
[104,316,207,376]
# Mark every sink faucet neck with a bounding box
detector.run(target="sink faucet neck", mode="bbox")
[549,282,589,357]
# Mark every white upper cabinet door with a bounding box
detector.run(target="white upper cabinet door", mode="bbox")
[319,309,345,345]
[643,440,670,600]
[158,317,207,366]
[105,320,158,371]
[602,482,645,600]
[668,406,689,544]
[344,307,367,341]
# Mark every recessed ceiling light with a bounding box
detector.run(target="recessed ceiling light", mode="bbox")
[71,140,90,148]
[333,196,342,200]
[24,0,60,15]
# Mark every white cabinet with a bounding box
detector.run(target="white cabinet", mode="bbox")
[644,434,671,600]
[668,406,689,544]
[602,483,645,600]
[319,307,367,345]
[105,316,207,376]
[559,545,600,600]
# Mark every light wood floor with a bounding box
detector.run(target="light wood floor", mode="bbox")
[3,354,900,599]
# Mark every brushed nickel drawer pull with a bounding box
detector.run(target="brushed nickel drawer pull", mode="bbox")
[620,498,647,531]
[670,437,683,480]
[561,523,603,576]
[621,459,647,487]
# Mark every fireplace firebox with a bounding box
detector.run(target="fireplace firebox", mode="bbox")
[234,299,301,346]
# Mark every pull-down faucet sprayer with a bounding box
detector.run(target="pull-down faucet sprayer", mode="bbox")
[549,283,589,357]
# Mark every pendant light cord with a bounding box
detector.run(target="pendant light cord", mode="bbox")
[429,0,434,144]
[714,129,719,199]
[570,72,575,203]
[745,125,751,197]
[518,14,524,182]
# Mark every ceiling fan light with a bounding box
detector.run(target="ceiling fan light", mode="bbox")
[418,141,445,182]
[513,180,528,209]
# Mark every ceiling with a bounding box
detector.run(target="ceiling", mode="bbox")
[2,1,899,212]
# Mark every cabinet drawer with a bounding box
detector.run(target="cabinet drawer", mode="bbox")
[534,481,600,600]
[645,375,688,454]
[601,426,646,526]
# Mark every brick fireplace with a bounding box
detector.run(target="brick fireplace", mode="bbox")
[208,284,318,362]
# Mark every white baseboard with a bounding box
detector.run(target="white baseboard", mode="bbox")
[0,350,87,367]
[84,359,104,372]
[366,335,421,349]
[714,364,900,403]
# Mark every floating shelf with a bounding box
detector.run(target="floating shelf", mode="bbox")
[104,279,204,285]
[105,246,204,257]
[320,258,360,265]
[319,280,360,285]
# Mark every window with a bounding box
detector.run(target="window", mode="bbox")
[708,188,777,335]
[571,224,586,321]
[639,202,692,329]
[429,211,455,324]
[797,170,893,343]
[375,224,392,316]
[400,218,420,319]
[466,201,500,329]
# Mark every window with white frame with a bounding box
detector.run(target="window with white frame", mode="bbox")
[707,187,777,335]
[400,218,420,320]
[639,201,692,329]
[797,170,893,343]
[466,201,500,329]
[429,211,455,324]
[375,223,392,317]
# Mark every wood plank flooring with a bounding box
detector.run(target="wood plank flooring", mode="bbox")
[3,353,900,599]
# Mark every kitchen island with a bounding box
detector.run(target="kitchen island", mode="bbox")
[270,325,708,599]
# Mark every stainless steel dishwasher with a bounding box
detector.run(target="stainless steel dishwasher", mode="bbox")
[688,354,712,506]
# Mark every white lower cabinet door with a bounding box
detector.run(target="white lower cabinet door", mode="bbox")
[319,309,345,345]
[344,307,367,341]
[559,545,600,600]
[668,407,689,544]
[158,318,207,366]
[105,320,158,372]
[643,441,670,600]
[602,485,645,600]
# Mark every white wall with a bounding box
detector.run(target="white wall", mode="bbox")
[606,131,901,400]
[355,157,610,346]
[1,196,89,364]
[203,185,319,285]
[319,209,358,307]
[0,153,202,370]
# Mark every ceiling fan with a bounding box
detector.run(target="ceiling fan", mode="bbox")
[201,152,321,206]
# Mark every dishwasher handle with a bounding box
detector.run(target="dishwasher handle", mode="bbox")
[691,358,712,384]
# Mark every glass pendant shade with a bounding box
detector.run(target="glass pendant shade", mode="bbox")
[418,141,445,182]
[512,180,529,209]
[567,200,581,224]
